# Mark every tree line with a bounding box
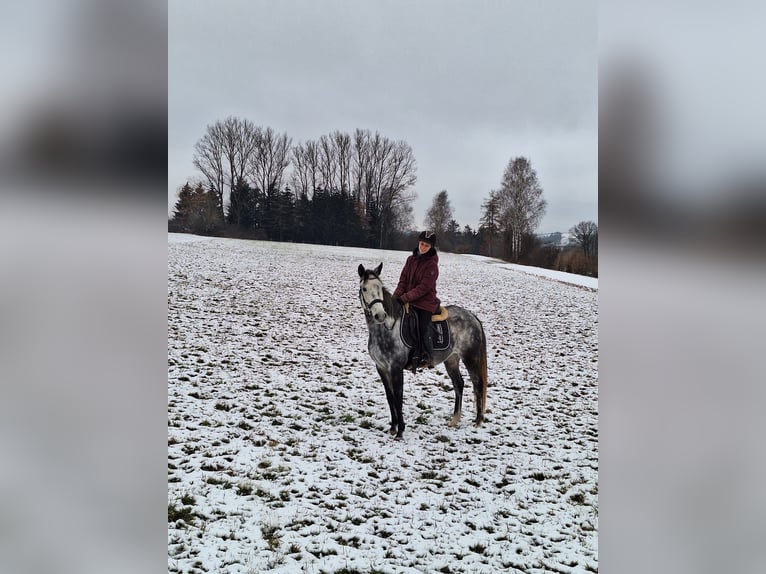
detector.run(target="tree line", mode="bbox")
[169,116,597,275]
[170,116,416,249]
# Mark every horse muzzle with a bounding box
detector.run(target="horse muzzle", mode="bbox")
[368,299,386,323]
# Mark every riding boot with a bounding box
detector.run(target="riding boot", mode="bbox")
[410,349,420,374]
[421,324,434,368]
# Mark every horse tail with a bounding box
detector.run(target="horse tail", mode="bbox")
[478,319,488,421]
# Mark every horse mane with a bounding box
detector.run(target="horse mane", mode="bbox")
[381,285,398,318]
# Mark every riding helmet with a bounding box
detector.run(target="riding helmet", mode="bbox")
[418,230,436,247]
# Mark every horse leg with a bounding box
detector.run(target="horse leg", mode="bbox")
[444,356,464,428]
[392,368,406,439]
[464,356,486,426]
[377,366,398,435]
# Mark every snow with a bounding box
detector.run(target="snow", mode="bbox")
[168,233,598,573]
[463,255,598,291]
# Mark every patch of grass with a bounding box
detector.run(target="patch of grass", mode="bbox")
[469,542,486,554]
[335,535,362,548]
[180,493,196,506]
[260,523,281,550]
[168,502,195,524]
[214,402,231,411]
[569,492,586,505]
[495,477,513,489]
[254,487,277,501]
[236,483,253,496]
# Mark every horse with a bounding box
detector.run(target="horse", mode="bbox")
[358,263,488,439]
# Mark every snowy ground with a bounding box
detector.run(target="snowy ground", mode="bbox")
[168,234,598,574]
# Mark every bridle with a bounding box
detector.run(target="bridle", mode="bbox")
[363,296,386,311]
[359,282,385,314]
[359,276,394,329]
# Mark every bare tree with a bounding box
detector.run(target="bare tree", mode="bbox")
[350,129,417,247]
[333,130,352,194]
[192,116,260,220]
[425,190,454,240]
[318,134,338,192]
[352,128,371,204]
[376,139,417,248]
[291,139,321,200]
[221,116,258,190]
[192,121,226,219]
[496,157,547,261]
[570,220,598,257]
[248,127,292,198]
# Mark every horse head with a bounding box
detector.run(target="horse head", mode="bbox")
[358,263,388,324]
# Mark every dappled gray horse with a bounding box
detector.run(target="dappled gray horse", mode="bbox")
[358,263,487,438]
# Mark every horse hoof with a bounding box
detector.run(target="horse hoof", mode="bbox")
[394,433,404,441]
[388,426,398,436]
[473,417,484,427]
[448,416,460,428]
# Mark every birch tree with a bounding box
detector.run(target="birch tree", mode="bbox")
[425,190,454,241]
[496,157,547,261]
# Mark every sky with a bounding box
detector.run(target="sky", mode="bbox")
[169,0,597,233]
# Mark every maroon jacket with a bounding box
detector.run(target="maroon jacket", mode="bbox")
[393,247,441,314]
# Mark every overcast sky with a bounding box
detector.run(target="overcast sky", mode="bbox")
[169,0,597,233]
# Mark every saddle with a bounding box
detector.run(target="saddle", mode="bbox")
[400,304,451,351]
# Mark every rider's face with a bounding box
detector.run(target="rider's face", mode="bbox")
[418,241,431,254]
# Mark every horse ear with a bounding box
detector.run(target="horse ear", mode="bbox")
[358,264,365,278]
[374,262,383,276]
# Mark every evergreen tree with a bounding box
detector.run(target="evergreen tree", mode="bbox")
[479,191,501,257]
[170,182,222,235]
[228,179,256,230]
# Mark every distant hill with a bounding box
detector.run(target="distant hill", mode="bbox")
[536,232,574,248]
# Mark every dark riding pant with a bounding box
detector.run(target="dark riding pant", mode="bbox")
[414,307,434,364]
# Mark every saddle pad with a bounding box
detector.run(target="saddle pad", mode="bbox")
[399,308,452,351]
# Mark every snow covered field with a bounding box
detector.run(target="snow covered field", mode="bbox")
[168,234,598,574]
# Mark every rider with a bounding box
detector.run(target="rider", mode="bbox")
[393,230,440,372]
